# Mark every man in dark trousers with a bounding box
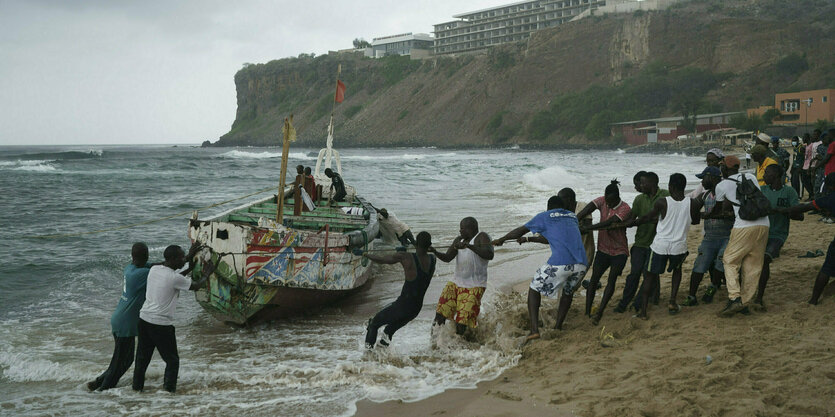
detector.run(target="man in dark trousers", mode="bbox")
[88,242,154,391]
[324,168,347,202]
[132,244,215,393]
[362,232,435,348]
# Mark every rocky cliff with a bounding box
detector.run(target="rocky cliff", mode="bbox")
[214,0,835,147]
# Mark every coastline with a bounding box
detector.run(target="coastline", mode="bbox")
[355,214,835,416]
[202,141,728,157]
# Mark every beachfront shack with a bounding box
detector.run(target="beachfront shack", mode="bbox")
[611,112,740,145]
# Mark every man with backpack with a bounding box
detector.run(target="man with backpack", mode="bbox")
[710,155,770,317]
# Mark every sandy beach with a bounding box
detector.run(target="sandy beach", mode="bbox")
[357,213,835,416]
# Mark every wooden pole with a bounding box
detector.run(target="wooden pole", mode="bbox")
[276,117,291,224]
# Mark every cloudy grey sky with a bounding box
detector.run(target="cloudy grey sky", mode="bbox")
[0,0,500,145]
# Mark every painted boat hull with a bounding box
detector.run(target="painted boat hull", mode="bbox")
[188,195,379,325]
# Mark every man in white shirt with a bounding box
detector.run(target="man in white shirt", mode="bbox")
[377,208,415,247]
[132,244,215,393]
[430,217,493,335]
[710,155,770,317]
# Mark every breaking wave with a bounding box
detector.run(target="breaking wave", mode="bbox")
[218,150,315,160]
[522,165,579,192]
[0,160,57,172]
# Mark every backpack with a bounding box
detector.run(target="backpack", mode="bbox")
[729,174,771,220]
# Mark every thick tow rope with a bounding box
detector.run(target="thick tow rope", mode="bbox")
[29,186,276,239]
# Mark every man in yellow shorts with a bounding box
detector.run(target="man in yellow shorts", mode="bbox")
[430,217,494,335]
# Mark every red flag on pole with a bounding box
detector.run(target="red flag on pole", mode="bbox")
[335,80,346,103]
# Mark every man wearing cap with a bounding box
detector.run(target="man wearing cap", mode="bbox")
[683,165,732,307]
[710,155,770,317]
[756,132,781,163]
[687,148,724,199]
[754,164,801,309]
[751,144,778,186]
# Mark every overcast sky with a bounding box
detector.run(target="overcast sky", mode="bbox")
[0,0,502,145]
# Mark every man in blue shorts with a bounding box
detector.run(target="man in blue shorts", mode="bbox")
[780,173,835,304]
[493,194,588,342]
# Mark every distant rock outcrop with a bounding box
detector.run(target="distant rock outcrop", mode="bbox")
[212,0,835,147]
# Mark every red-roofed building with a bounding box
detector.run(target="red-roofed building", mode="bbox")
[610,112,740,145]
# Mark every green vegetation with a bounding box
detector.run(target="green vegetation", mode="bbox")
[397,110,409,121]
[776,53,809,76]
[352,38,371,48]
[761,108,781,124]
[816,119,831,131]
[380,55,421,87]
[729,113,768,132]
[525,62,726,140]
[311,93,334,122]
[489,49,516,70]
[344,105,362,119]
[486,111,505,134]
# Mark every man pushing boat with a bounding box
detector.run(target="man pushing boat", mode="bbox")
[362,232,435,348]
[431,217,494,336]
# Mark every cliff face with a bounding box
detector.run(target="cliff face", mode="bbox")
[215,0,835,147]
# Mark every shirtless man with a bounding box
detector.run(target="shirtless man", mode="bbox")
[363,232,435,348]
[431,217,494,335]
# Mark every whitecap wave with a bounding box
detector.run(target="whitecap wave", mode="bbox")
[0,160,57,172]
[522,165,579,192]
[341,152,457,161]
[218,150,281,159]
[218,150,317,161]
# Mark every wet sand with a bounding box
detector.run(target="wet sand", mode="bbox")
[356,214,835,416]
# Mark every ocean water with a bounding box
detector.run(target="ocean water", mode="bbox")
[0,145,703,416]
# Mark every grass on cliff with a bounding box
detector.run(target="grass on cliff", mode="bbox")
[527,62,728,141]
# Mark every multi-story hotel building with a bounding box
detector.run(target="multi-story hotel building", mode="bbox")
[367,33,435,59]
[433,0,607,55]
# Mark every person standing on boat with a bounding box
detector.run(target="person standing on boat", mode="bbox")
[377,208,416,247]
[362,232,435,348]
[286,165,305,199]
[304,166,317,201]
[431,217,494,336]
[87,243,154,392]
[492,195,587,343]
[324,168,347,202]
[132,244,215,394]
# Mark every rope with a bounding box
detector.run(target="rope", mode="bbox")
[361,230,369,267]
[28,186,276,239]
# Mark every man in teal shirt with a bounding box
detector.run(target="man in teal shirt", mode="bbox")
[615,172,671,312]
[754,165,801,308]
[87,243,152,391]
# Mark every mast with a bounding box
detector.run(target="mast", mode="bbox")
[315,65,344,179]
[276,115,294,223]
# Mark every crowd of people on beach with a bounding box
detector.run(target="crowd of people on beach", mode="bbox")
[85,128,835,392]
[363,127,835,347]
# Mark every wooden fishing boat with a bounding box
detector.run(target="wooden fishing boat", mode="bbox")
[188,73,380,325]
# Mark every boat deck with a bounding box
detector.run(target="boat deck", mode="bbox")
[220,198,369,233]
